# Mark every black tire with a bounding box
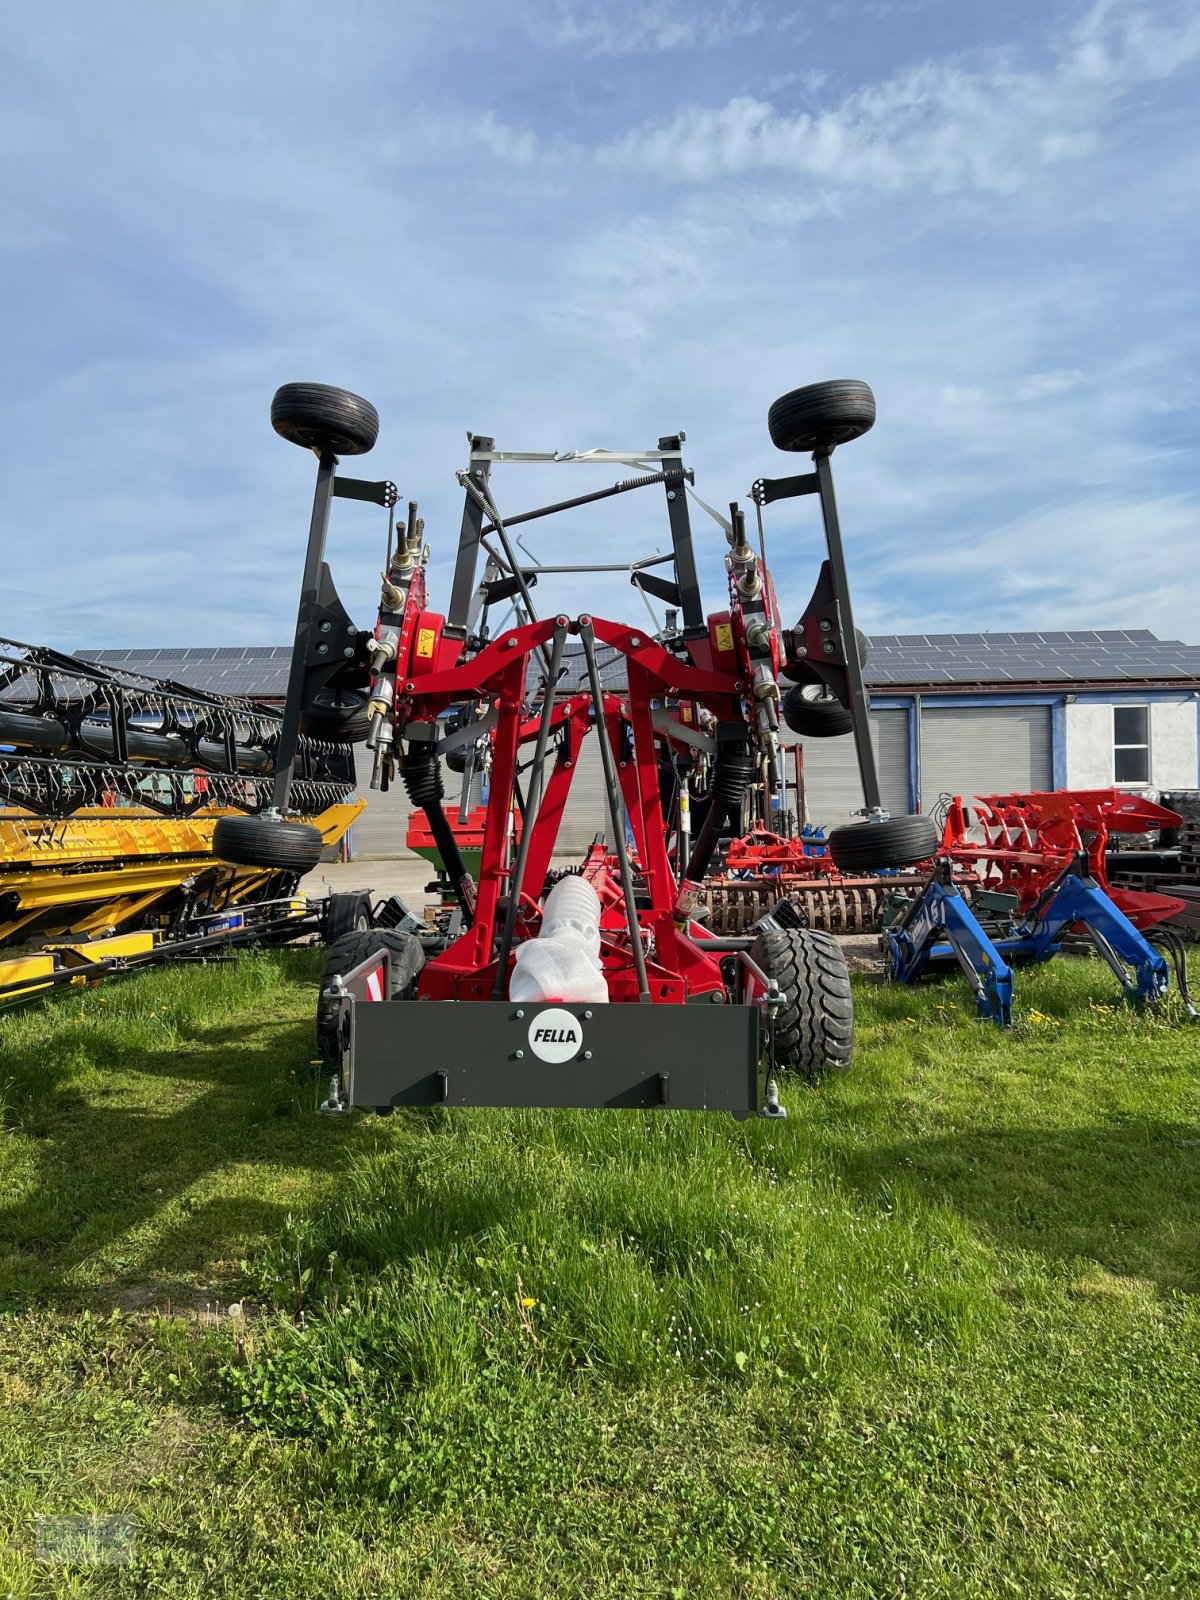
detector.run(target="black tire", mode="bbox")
[826,813,940,872]
[768,380,876,454]
[325,891,373,942]
[316,929,425,1062]
[212,814,324,871]
[300,686,371,744]
[270,383,379,456]
[781,684,853,738]
[751,926,853,1076]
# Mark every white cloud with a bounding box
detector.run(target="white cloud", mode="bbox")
[1011,370,1086,402]
[530,0,765,57]
[596,1,1200,192]
[857,495,1200,637]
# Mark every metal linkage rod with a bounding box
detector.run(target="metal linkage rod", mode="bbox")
[459,472,552,677]
[483,553,677,577]
[578,617,651,1003]
[478,469,692,536]
[491,619,570,998]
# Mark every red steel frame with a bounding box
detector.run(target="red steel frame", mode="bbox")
[389,608,760,1004]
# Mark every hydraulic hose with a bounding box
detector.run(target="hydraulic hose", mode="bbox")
[402,739,474,926]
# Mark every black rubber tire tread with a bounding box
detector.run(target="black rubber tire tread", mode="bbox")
[445,744,469,775]
[781,685,853,738]
[300,686,372,744]
[317,929,425,1061]
[826,813,940,871]
[768,379,876,454]
[212,814,324,870]
[325,891,373,942]
[270,383,379,456]
[752,926,854,1076]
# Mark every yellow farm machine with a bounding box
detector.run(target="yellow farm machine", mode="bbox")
[0,636,363,1002]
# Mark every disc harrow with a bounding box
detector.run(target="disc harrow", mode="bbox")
[701,874,947,935]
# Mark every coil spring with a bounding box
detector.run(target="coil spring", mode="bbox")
[713,746,755,809]
[615,469,685,493]
[401,742,443,808]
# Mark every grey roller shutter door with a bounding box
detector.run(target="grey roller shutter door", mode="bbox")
[346,753,470,861]
[345,789,408,859]
[920,706,1052,808]
[562,716,912,847]
[349,746,613,862]
[780,709,910,827]
[556,735,611,853]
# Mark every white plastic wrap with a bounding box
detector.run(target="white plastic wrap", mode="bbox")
[508,876,609,1004]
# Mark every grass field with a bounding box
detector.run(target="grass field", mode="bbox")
[1,947,1198,1597]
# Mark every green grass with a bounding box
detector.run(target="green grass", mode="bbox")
[1,950,1199,1596]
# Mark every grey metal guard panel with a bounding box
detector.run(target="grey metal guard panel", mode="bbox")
[347,999,761,1115]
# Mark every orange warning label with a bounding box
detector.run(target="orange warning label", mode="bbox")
[416,629,436,659]
[714,622,735,654]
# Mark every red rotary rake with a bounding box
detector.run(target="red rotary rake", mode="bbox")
[213,377,940,1118]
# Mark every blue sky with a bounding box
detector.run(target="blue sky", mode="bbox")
[3,0,1198,650]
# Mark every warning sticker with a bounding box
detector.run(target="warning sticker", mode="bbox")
[714,622,735,654]
[416,628,436,659]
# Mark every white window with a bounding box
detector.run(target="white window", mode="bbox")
[1113,705,1150,784]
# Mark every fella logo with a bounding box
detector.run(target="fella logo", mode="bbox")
[527,1007,584,1063]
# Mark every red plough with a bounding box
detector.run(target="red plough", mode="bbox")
[940,789,1185,930]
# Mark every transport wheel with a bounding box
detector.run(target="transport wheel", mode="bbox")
[212,813,324,871]
[768,380,876,454]
[782,684,853,738]
[826,813,940,872]
[325,891,373,942]
[270,383,379,456]
[316,929,425,1062]
[751,926,853,1076]
[300,686,371,744]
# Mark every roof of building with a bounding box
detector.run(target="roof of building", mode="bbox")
[79,629,1200,697]
[77,646,295,697]
[863,630,1200,687]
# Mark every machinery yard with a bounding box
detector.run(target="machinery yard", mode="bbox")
[6,0,1200,1591]
[3,378,1199,1599]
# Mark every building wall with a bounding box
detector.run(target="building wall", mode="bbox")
[343,688,1200,860]
[779,710,910,826]
[1064,694,1198,790]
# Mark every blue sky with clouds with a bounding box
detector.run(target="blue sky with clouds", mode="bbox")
[3,0,1198,650]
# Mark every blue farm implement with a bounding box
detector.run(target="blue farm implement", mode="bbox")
[882,857,1193,1026]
